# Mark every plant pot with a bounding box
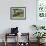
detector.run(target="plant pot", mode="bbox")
[40,38,45,43]
[37,39,45,44]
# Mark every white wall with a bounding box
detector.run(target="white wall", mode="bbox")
[0,0,37,42]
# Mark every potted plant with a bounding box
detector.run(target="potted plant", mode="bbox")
[33,32,46,43]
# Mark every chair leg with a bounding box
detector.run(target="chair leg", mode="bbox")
[4,41,7,46]
[4,33,7,46]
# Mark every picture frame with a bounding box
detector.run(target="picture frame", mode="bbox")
[10,7,26,20]
[36,0,46,26]
[37,0,46,19]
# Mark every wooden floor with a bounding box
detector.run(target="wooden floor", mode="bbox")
[0,42,46,46]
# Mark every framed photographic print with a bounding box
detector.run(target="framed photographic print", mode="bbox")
[37,0,46,19]
[36,0,46,26]
[10,7,26,20]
